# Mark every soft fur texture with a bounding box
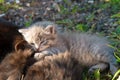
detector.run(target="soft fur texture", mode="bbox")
[24,51,83,80]
[19,24,117,75]
[0,49,84,80]
[0,18,25,61]
[18,21,63,51]
[0,49,33,80]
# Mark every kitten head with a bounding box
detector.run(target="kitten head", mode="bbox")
[19,25,57,51]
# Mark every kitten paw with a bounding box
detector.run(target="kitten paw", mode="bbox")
[34,53,45,60]
[34,51,52,60]
[88,63,109,74]
[88,67,99,74]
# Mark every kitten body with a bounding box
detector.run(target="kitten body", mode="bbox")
[19,24,117,75]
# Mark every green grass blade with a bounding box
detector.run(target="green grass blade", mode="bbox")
[112,69,120,80]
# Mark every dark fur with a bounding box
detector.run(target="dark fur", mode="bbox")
[0,49,84,80]
[24,52,84,80]
[0,49,33,80]
[0,18,24,61]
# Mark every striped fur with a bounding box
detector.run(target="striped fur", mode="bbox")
[19,23,117,75]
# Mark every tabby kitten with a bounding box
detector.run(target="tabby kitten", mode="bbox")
[19,24,117,75]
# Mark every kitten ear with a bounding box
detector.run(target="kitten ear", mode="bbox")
[45,25,56,34]
[18,29,28,35]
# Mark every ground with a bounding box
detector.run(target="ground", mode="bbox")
[0,0,120,80]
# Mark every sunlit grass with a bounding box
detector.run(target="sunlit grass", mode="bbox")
[0,0,120,79]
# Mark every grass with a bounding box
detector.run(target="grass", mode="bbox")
[57,0,120,79]
[0,0,120,80]
[0,1,21,13]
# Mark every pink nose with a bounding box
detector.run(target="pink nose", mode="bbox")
[37,46,41,51]
[37,48,39,51]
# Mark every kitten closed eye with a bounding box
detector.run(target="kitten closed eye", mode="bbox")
[40,41,47,45]
[30,43,35,45]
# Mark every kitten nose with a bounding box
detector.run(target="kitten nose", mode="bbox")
[35,45,39,51]
[37,47,40,51]
[37,46,41,51]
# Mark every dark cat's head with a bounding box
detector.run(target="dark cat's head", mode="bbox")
[19,25,57,51]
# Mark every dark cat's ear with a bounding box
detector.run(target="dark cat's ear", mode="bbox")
[45,25,56,34]
[15,40,27,51]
